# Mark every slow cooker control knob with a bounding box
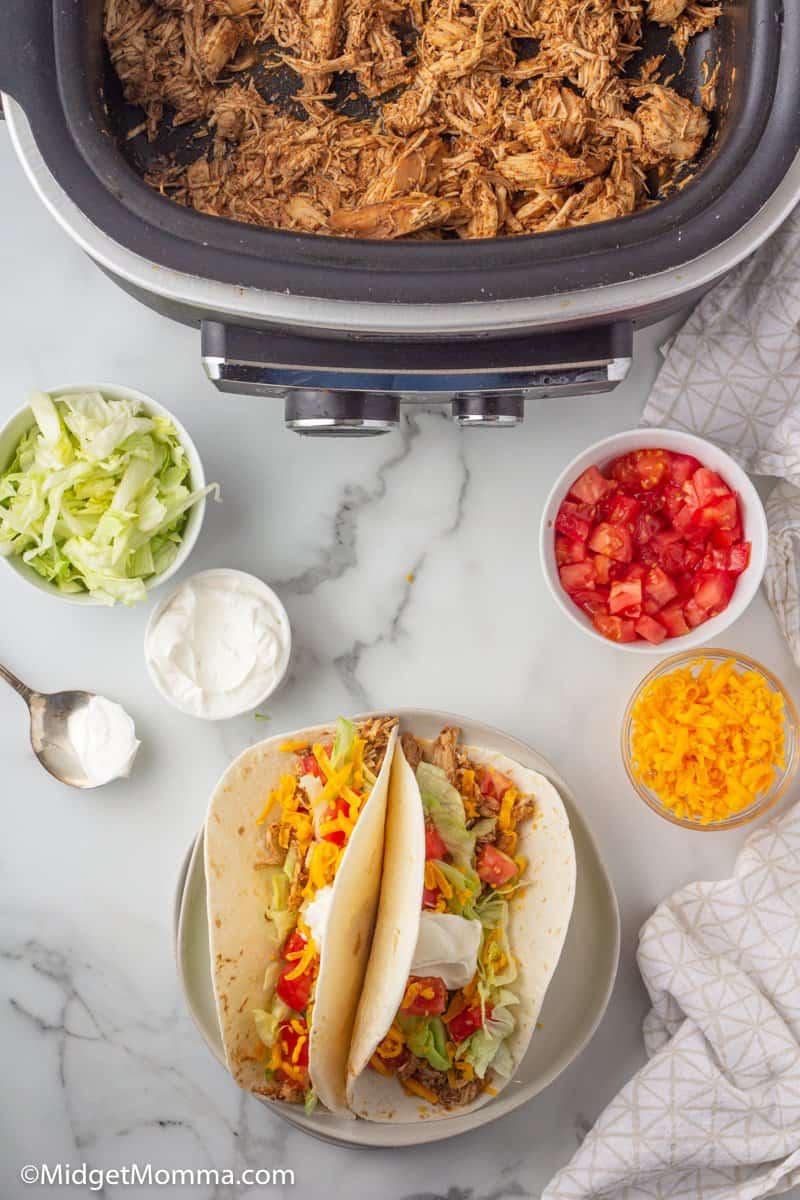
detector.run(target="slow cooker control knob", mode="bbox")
[285,391,399,437]
[452,394,524,427]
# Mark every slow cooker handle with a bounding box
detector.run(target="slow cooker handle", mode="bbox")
[202,320,633,431]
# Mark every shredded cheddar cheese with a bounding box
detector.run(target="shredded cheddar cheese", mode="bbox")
[370,1053,393,1076]
[630,656,787,824]
[424,861,454,900]
[498,787,518,832]
[279,739,309,753]
[402,1078,439,1104]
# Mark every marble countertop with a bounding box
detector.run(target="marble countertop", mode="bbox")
[2,127,799,1200]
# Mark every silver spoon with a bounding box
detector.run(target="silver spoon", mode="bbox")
[0,663,95,788]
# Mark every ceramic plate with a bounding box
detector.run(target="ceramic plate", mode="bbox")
[174,709,620,1148]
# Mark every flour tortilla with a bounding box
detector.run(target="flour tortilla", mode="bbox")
[204,721,397,1114]
[346,741,576,1121]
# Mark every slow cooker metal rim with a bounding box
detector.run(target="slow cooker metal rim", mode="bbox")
[5,97,800,338]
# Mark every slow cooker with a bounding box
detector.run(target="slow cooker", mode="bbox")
[2,1,799,435]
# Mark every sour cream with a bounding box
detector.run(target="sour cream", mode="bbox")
[144,569,291,719]
[410,911,481,990]
[304,885,334,948]
[66,696,140,787]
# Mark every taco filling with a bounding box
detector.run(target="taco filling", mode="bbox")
[250,715,397,1109]
[369,727,536,1108]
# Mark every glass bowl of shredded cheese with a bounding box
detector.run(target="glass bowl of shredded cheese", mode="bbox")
[622,650,799,829]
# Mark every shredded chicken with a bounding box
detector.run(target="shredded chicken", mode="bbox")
[104,0,721,238]
[430,726,460,784]
[407,1056,484,1106]
[401,732,425,772]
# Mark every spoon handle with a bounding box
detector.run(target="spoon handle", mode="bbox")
[0,663,33,704]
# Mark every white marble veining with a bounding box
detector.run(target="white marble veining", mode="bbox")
[2,128,799,1200]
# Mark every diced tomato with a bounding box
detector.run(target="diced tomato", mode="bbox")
[589,522,633,563]
[673,572,696,602]
[690,496,743,535]
[644,565,678,608]
[692,467,731,507]
[633,449,670,490]
[425,823,448,861]
[608,494,641,528]
[662,483,686,522]
[555,535,587,566]
[321,796,349,846]
[557,452,746,645]
[569,465,613,505]
[684,598,709,628]
[559,563,595,593]
[701,544,730,573]
[634,488,666,515]
[278,1020,310,1070]
[283,931,307,959]
[571,589,610,618]
[609,578,642,614]
[634,614,667,645]
[300,740,333,778]
[692,570,734,616]
[476,843,519,887]
[634,511,664,544]
[301,755,320,777]
[423,886,441,909]
[447,1003,492,1044]
[682,542,705,572]
[692,495,739,533]
[593,612,637,642]
[478,766,513,801]
[673,503,706,540]
[669,453,701,485]
[637,542,660,569]
[610,454,643,489]
[555,501,592,543]
[659,602,690,638]
[728,542,751,575]
[401,976,448,1016]
[710,524,741,550]
[592,553,613,584]
[276,937,315,1012]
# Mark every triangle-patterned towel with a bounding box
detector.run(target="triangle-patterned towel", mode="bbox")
[543,802,800,1200]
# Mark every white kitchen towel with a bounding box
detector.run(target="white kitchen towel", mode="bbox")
[542,802,800,1200]
[641,203,800,662]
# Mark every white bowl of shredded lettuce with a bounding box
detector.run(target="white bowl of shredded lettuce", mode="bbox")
[0,384,216,606]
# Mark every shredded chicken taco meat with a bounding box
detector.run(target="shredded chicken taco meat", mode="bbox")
[368,727,535,1107]
[249,715,396,1109]
[104,0,720,239]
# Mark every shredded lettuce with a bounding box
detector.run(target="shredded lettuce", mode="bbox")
[253,1007,280,1049]
[0,390,218,605]
[331,717,357,769]
[478,898,518,990]
[475,889,506,930]
[253,994,292,1050]
[397,1015,452,1072]
[264,867,297,943]
[304,1088,318,1114]
[431,859,481,919]
[417,762,493,867]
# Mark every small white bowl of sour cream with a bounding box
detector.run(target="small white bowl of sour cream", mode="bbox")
[144,568,292,720]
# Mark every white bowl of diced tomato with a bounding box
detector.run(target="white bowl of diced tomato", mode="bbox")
[540,429,768,650]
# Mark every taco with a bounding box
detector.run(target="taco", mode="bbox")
[346,726,576,1120]
[204,715,398,1115]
